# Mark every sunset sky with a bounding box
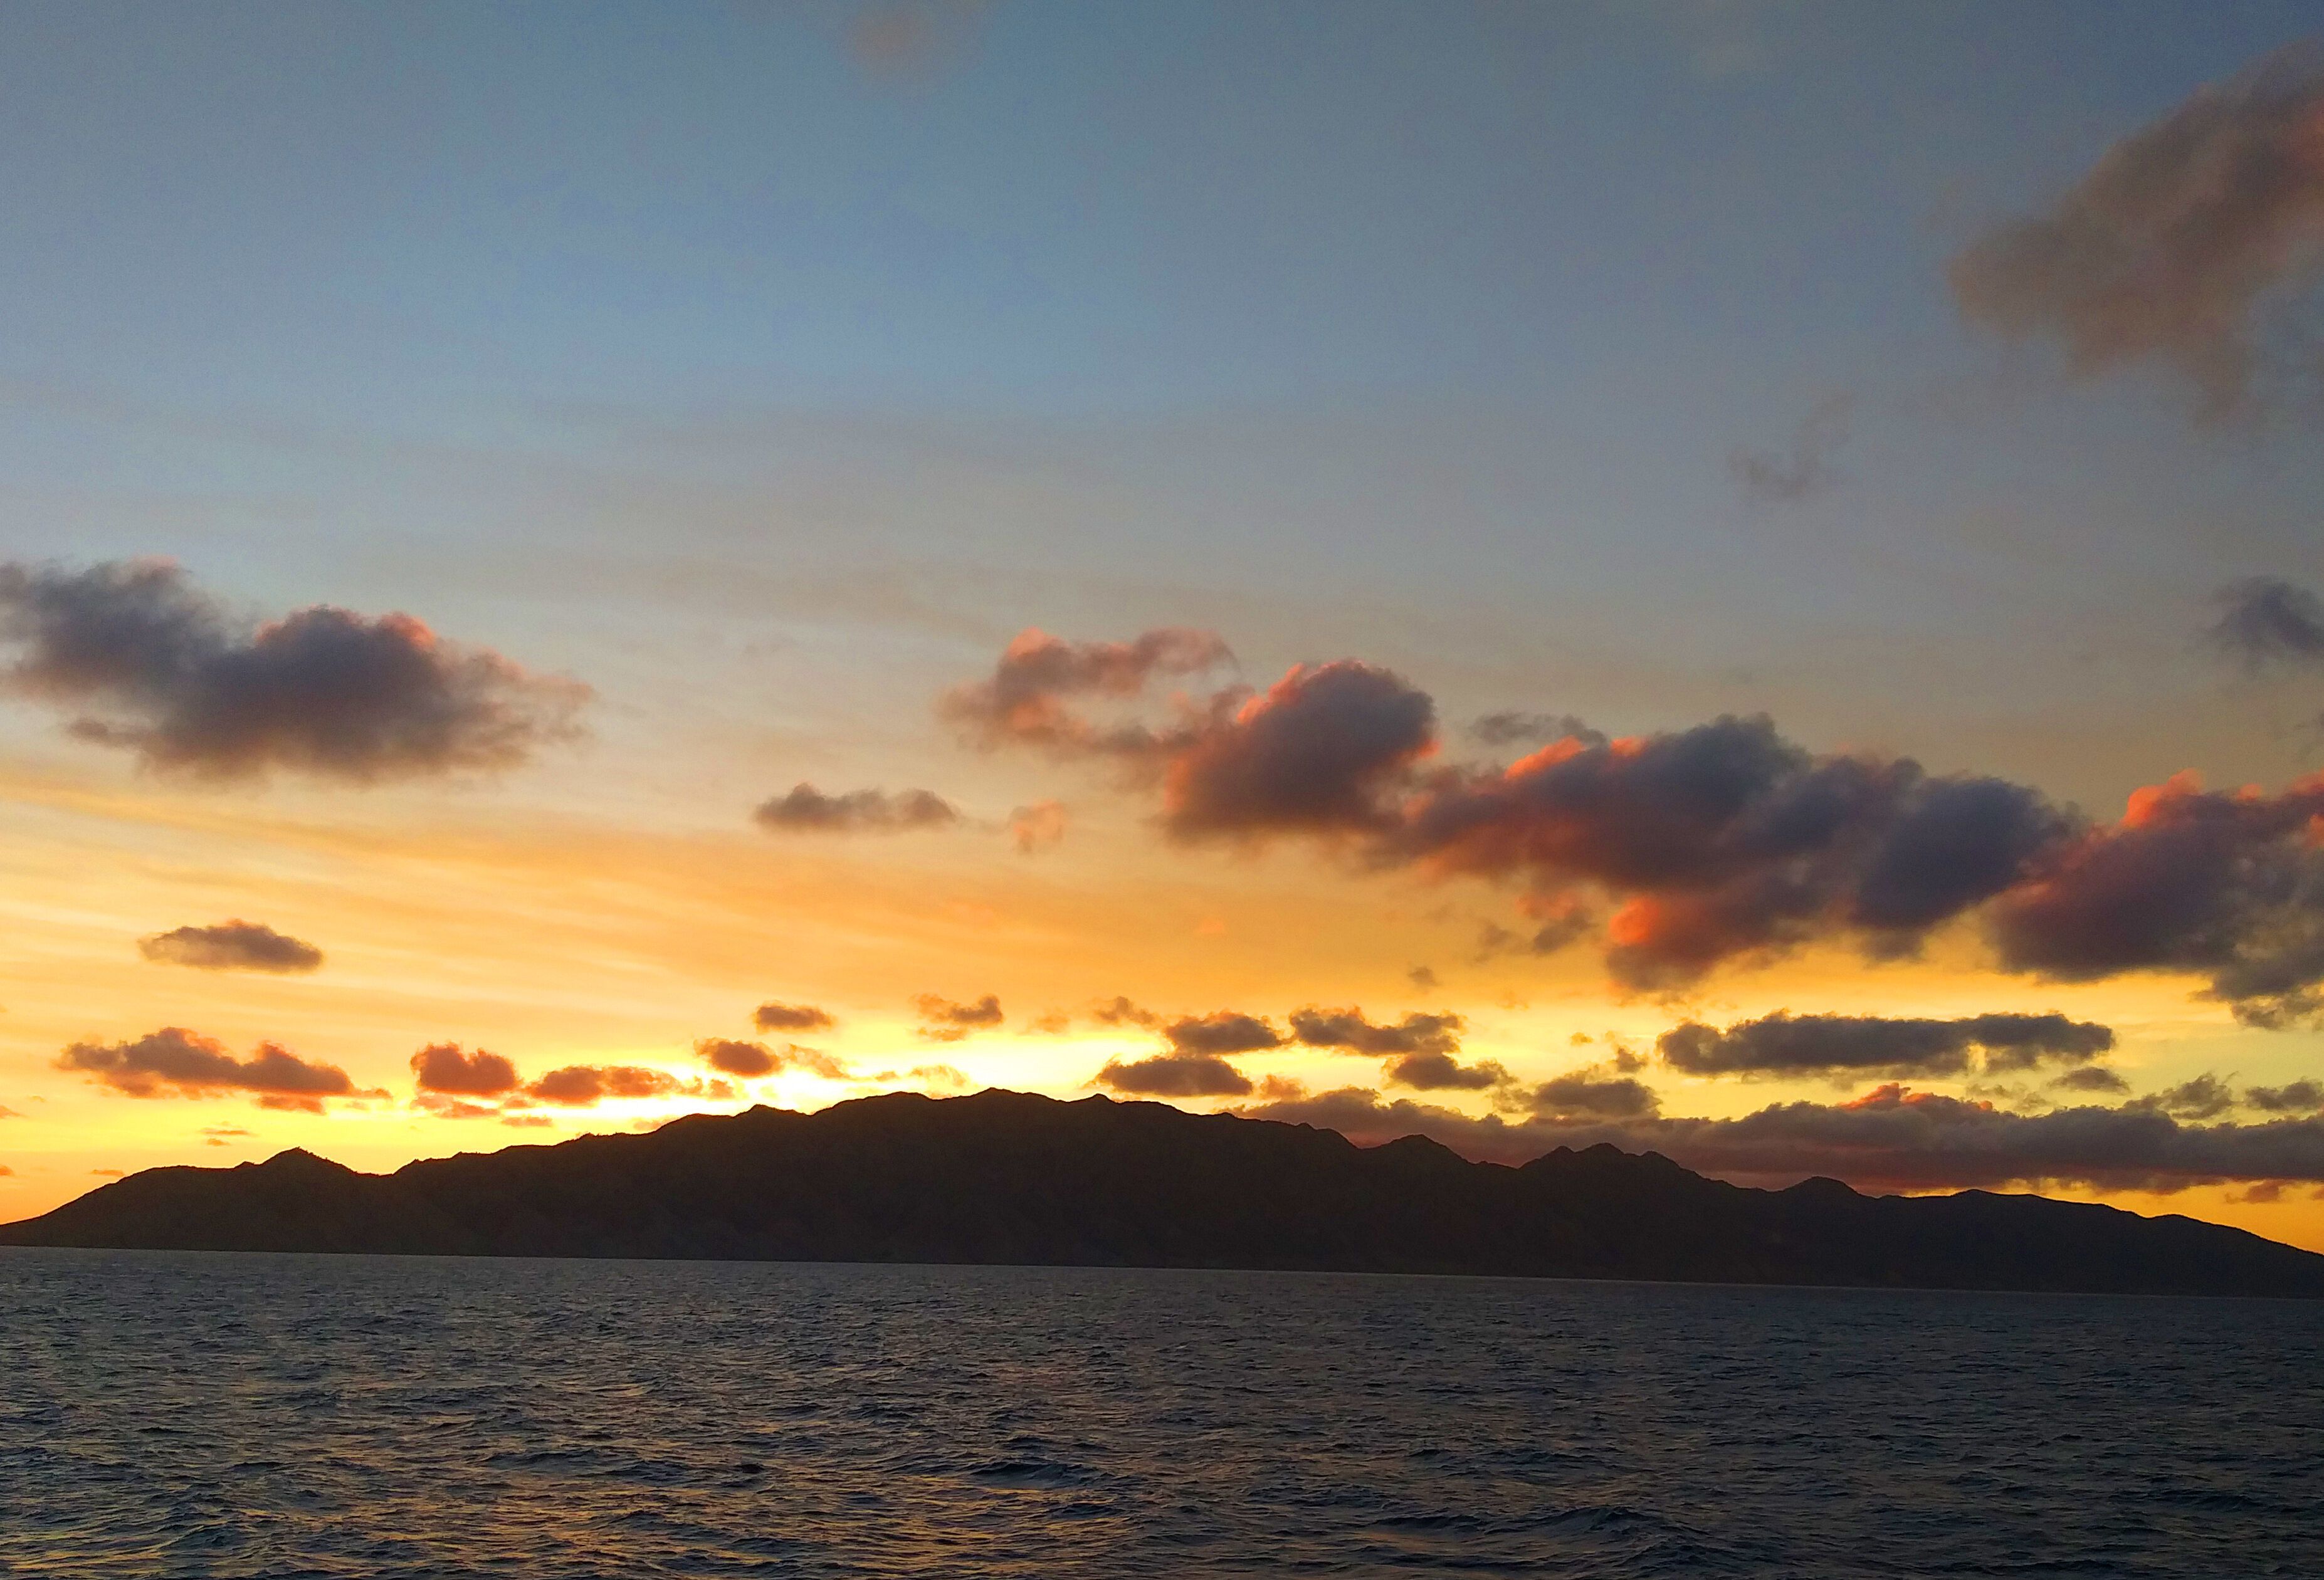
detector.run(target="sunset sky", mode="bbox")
[8,1,2324,1247]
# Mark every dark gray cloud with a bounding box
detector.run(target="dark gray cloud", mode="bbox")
[410,1043,519,1097]
[0,559,587,782]
[753,783,959,834]
[2247,1079,2324,1112]
[1526,1069,1662,1119]
[138,920,323,974]
[1948,44,2324,417]
[1238,1082,2324,1193]
[947,632,2324,1018]
[2211,576,2324,669]
[1164,1011,1285,1055]
[1728,393,1851,503]
[2054,1065,2132,1095]
[58,1027,373,1112]
[1659,1012,2114,1081]
[1288,1007,1464,1057]
[1095,1051,1254,1097]
[2129,1072,2239,1121]
[1162,661,1437,840]
[915,993,1004,1042]
[1987,773,2324,1027]
[754,1002,837,1033]
[1385,1050,1511,1091]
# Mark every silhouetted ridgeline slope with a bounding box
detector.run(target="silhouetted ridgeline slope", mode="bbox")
[4,1091,2320,1296]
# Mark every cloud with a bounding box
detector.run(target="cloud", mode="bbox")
[1394,713,2071,989]
[1238,1082,2324,1193]
[2211,575,2324,669]
[947,632,2324,1016]
[939,627,1233,756]
[0,1105,20,1119]
[0,558,587,782]
[2053,1065,2132,1094]
[694,1038,850,1080]
[754,1002,836,1033]
[1659,1012,2114,1081]
[410,1043,520,1097]
[1091,996,1160,1028]
[1407,965,1439,990]
[58,1027,372,1112]
[1728,393,1852,503]
[1008,798,1069,853]
[2248,1079,2324,1112]
[1385,1050,1511,1091]
[915,993,1004,1042]
[846,0,989,77]
[137,920,323,974]
[1162,662,1437,840]
[1525,1068,1662,1119]
[1288,1007,1464,1056]
[1162,1011,1285,1055]
[1095,1051,1254,1097]
[753,784,958,834]
[1947,44,2324,417]
[1986,772,2324,1026]
[2128,1072,2240,1121]
[523,1065,727,1107]
[908,1062,970,1089]
[1468,711,1602,749]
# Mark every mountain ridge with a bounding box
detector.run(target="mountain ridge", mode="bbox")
[5,1089,2320,1297]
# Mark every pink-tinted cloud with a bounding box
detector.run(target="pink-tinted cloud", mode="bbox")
[1949,44,2324,417]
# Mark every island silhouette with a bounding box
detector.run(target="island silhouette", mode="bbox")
[6,1089,2319,1297]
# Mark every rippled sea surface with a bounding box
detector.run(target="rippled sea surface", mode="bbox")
[4,1252,2321,1577]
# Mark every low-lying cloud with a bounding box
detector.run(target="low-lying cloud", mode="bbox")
[754,1002,836,1033]
[59,1027,374,1112]
[1238,1082,2324,1193]
[694,1037,849,1080]
[0,559,587,782]
[1659,1012,2114,1081]
[1163,1011,1285,1055]
[1289,1007,1464,1057]
[916,993,1004,1042]
[1096,1050,1254,1097]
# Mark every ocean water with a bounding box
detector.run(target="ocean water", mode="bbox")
[2,1252,2318,1577]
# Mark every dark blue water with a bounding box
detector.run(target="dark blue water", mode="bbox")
[3,1250,2319,1577]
